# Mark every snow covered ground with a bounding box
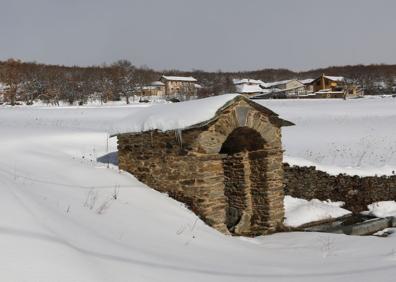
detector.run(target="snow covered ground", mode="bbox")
[283,196,351,227]
[1,96,396,281]
[366,201,396,218]
[259,96,396,176]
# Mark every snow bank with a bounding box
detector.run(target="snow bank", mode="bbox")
[284,196,351,227]
[109,94,240,134]
[366,201,396,217]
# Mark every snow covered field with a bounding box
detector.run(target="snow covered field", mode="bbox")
[1,96,396,281]
[259,96,396,176]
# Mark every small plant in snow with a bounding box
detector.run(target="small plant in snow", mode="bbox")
[84,188,98,210]
[113,185,119,200]
[318,236,334,258]
[96,199,112,215]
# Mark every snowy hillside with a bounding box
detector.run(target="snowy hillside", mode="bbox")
[1,97,396,281]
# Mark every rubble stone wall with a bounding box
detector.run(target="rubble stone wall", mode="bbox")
[284,163,396,213]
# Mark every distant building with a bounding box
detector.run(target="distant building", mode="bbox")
[233,78,269,97]
[139,81,166,97]
[310,74,361,98]
[160,75,198,97]
[298,78,314,94]
[263,79,305,96]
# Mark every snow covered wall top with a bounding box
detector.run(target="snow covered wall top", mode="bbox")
[109,94,291,135]
[109,94,241,135]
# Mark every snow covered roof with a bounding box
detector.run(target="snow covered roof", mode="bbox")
[263,80,292,88]
[299,78,314,85]
[150,81,165,86]
[194,83,203,89]
[236,84,267,94]
[161,75,197,82]
[110,94,292,135]
[324,75,345,82]
[233,78,265,85]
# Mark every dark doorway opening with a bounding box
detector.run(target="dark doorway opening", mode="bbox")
[221,127,266,233]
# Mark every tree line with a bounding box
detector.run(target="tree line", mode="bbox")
[1,59,395,105]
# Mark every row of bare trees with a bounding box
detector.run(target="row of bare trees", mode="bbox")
[0,59,157,105]
[1,59,396,105]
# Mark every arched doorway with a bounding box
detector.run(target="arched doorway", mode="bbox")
[220,127,266,234]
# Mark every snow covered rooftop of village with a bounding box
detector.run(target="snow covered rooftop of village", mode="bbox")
[233,78,307,90]
[235,83,269,94]
[299,78,314,84]
[110,94,242,134]
[324,75,345,82]
[264,79,293,88]
[161,75,197,82]
[150,81,165,86]
[232,78,265,85]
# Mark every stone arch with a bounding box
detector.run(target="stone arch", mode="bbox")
[190,103,285,235]
[220,127,266,155]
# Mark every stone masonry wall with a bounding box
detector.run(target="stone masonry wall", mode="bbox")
[223,153,247,232]
[249,150,284,234]
[284,163,396,213]
[117,98,286,236]
[118,129,229,233]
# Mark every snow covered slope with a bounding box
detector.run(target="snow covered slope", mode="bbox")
[1,97,396,281]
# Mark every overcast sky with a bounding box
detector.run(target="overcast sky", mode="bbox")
[1,0,395,71]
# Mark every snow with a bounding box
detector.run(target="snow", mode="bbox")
[233,78,265,85]
[161,75,197,82]
[150,81,165,86]
[263,79,292,88]
[284,196,351,227]
[324,75,345,82]
[299,78,314,84]
[366,201,396,218]
[258,96,396,176]
[109,94,240,134]
[2,96,396,281]
[235,83,267,94]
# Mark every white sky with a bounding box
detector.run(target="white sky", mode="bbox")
[1,0,395,71]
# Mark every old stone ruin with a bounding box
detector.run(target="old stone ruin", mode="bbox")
[116,95,293,236]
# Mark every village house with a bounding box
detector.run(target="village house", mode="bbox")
[159,75,199,98]
[138,81,166,97]
[263,79,305,97]
[298,78,315,94]
[233,78,307,98]
[114,94,293,236]
[309,74,361,98]
[233,78,270,97]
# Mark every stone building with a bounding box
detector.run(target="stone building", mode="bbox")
[160,75,198,97]
[233,78,270,97]
[115,94,293,236]
[310,74,361,98]
[138,81,166,97]
[263,79,306,96]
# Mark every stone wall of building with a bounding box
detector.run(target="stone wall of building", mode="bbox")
[118,129,229,233]
[284,163,396,213]
[117,98,287,236]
